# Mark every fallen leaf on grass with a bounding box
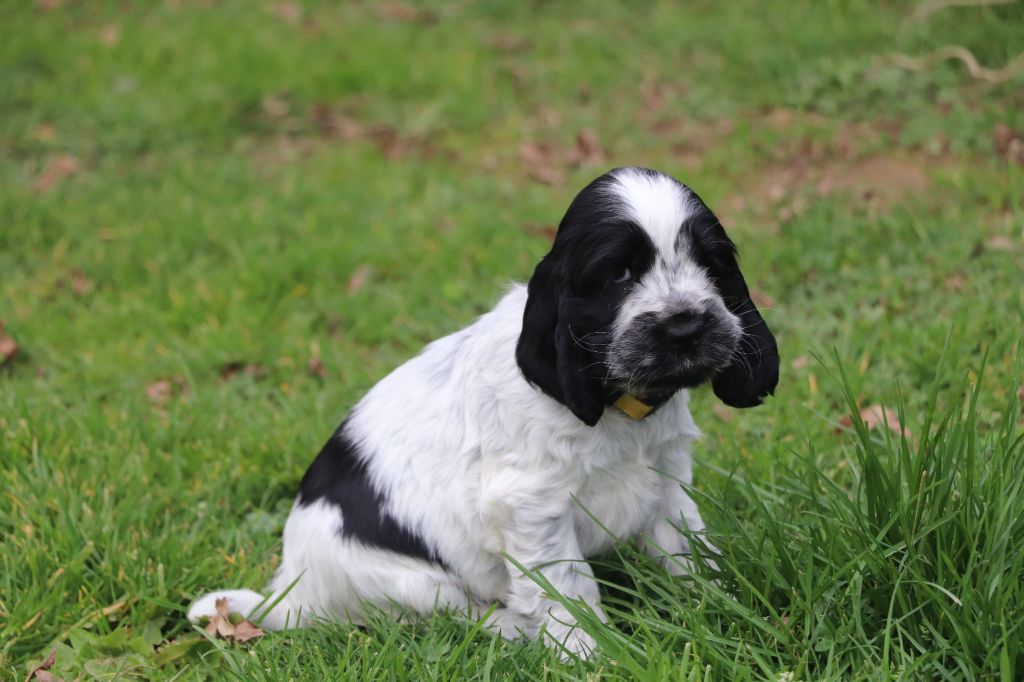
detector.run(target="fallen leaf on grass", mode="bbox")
[791,355,810,370]
[232,620,265,643]
[34,123,57,142]
[985,235,1015,251]
[711,404,735,423]
[310,105,363,140]
[346,265,374,295]
[269,2,302,24]
[994,123,1024,165]
[572,129,605,166]
[262,95,290,120]
[308,355,327,378]
[944,273,967,291]
[146,377,189,407]
[488,32,530,52]
[307,340,327,378]
[519,142,563,186]
[99,24,120,47]
[0,323,19,366]
[204,598,264,643]
[24,647,57,682]
[376,2,438,23]
[522,223,558,241]
[304,106,439,160]
[750,289,777,309]
[219,361,264,381]
[34,155,79,193]
[837,405,911,438]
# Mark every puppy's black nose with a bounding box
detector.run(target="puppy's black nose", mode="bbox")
[664,311,707,345]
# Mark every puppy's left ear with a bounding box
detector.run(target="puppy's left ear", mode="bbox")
[706,235,779,408]
[516,254,606,426]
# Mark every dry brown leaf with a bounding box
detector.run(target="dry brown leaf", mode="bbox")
[308,356,326,378]
[232,620,265,642]
[519,142,563,186]
[985,235,1015,251]
[310,105,363,140]
[262,95,289,120]
[35,0,61,10]
[219,362,264,381]
[99,23,120,47]
[572,129,605,166]
[204,597,265,643]
[70,269,94,297]
[944,273,967,291]
[34,155,79,193]
[346,265,374,295]
[791,355,810,370]
[750,289,777,309]
[146,376,189,406]
[24,647,56,682]
[376,2,438,23]
[837,405,911,437]
[0,323,18,366]
[522,223,558,242]
[308,340,327,378]
[711,404,735,423]
[489,32,530,52]
[994,123,1024,165]
[146,380,172,406]
[269,2,302,24]
[34,124,57,142]
[303,106,436,160]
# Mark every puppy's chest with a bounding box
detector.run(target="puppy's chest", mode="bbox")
[572,444,670,555]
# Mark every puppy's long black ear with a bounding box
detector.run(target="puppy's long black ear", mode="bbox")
[516,256,605,426]
[705,233,779,408]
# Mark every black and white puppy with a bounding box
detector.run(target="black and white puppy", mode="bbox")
[188,167,779,656]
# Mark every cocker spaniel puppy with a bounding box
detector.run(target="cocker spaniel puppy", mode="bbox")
[188,167,779,657]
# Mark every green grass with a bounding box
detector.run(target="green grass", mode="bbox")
[2,0,1024,679]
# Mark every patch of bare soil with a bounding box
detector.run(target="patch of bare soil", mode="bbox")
[723,152,934,227]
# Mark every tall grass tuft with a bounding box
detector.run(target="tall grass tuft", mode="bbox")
[573,357,1024,680]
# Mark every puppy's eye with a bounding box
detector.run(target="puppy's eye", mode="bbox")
[612,267,632,285]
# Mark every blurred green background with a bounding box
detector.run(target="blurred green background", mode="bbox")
[2,1,1023,679]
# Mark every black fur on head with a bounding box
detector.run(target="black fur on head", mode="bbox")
[685,200,779,408]
[517,168,778,425]
[516,173,653,425]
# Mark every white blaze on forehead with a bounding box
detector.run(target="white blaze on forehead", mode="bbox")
[604,169,720,343]
[607,168,694,257]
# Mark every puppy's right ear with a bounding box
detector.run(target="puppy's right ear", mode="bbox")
[516,254,605,426]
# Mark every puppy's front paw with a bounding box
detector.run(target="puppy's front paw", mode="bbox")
[542,618,598,660]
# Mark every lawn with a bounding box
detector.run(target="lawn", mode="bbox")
[2,0,1023,679]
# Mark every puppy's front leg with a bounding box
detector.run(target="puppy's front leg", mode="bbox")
[484,477,604,658]
[642,454,719,575]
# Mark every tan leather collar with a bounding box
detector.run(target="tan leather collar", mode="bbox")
[613,393,653,420]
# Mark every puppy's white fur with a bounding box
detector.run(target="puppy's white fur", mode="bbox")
[189,169,724,657]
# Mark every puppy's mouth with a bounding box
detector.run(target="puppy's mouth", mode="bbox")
[606,364,720,401]
[605,307,741,400]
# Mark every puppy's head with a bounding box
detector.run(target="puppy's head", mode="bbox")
[517,167,778,426]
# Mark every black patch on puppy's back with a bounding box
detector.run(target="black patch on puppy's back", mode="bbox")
[297,419,443,566]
